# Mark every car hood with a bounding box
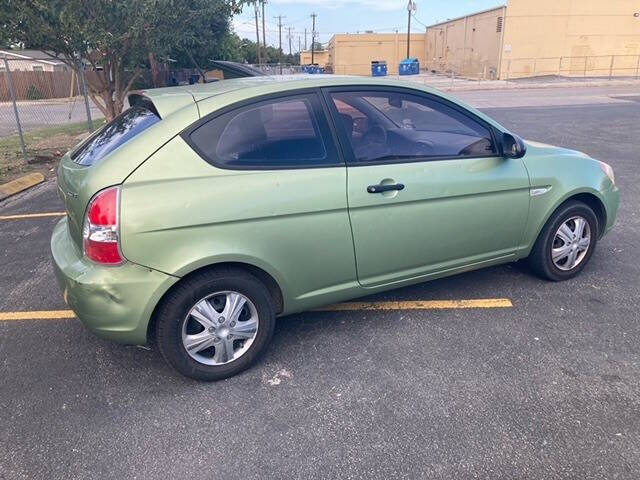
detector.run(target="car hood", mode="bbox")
[524,139,590,159]
[524,140,591,160]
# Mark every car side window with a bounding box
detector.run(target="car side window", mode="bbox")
[188,93,338,169]
[329,90,496,164]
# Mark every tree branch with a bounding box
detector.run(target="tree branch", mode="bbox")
[86,90,108,119]
[86,55,109,90]
[185,50,207,81]
[40,50,77,70]
[119,67,143,103]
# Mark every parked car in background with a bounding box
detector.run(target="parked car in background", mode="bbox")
[51,76,619,380]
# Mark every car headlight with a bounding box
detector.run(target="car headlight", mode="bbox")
[598,161,615,185]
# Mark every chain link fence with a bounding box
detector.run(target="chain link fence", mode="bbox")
[0,57,101,182]
[272,54,640,83]
[422,54,640,82]
[502,54,640,80]
[250,63,305,75]
[2,52,639,184]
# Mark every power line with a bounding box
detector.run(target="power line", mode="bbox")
[284,14,311,26]
[412,13,429,29]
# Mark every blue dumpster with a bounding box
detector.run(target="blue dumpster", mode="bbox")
[399,58,420,75]
[371,61,388,77]
[303,64,325,74]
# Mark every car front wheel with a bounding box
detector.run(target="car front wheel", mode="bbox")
[528,200,599,281]
[156,267,276,381]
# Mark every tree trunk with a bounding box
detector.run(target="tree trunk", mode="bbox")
[101,89,118,121]
[186,50,207,82]
[149,53,165,88]
[82,62,143,122]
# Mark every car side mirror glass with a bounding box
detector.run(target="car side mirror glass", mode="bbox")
[502,133,526,159]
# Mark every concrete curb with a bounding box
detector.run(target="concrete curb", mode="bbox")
[402,76,640,92]
[440,79,640,92]
[0,173,46,201]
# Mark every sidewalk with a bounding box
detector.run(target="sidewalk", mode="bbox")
[398,72,640,92]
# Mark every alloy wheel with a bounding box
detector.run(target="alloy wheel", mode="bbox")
[181,291,259,365]
[551,215,591,271]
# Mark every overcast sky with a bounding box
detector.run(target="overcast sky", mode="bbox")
[232,0,504,51]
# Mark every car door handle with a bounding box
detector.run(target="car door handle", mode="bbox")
[367,183,405,194]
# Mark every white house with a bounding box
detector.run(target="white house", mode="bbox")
[0,50,69,72]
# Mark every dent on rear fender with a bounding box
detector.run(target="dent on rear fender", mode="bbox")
[67,262,178,334]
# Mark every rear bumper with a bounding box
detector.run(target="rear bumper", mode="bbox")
[50,217,179,344]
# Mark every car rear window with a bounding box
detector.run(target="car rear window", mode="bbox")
[71,105,160,166]
[187,93,340,169]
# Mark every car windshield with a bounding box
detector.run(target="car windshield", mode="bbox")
[71,105,160,166]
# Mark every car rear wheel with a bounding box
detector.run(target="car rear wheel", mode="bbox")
[528,200,598,281]
[156,267,276,381]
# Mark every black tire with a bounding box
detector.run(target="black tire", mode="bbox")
[528,200,599,281]
[156,267,275,381]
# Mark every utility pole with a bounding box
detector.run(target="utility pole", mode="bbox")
[406,0,416,59]
[304,28,307,50]
[287,27,293,55]
[298,36,301,55]
[274,15,285,73]
[261,0,267,63]
[254,2,262,65]
[311,13,317,64]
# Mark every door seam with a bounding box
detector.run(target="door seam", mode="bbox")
[317,87,362,284]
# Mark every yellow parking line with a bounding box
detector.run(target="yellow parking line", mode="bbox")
[317,298,513,311]
[0,299,512,322]
[0,212,66,220]
[0,310,75,321]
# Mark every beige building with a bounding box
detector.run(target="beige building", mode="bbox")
[326,33,428,75]
[425,6,506,79]
[425,0,640,79]
[500,0,640,78]
[300,49,330,68]
[320,0,640,79]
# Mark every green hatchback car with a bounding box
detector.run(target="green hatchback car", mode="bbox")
[51,75,619,380]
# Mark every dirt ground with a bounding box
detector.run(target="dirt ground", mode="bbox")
[0,122,99,184]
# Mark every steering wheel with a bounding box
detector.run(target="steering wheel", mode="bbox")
[362,124,388,147]
[414,140,435,156]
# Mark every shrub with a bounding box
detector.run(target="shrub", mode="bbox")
[26,85,44,100]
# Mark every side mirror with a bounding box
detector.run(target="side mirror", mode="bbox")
[502,133,526,159]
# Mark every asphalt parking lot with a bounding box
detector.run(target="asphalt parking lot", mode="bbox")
[1,93,639,479]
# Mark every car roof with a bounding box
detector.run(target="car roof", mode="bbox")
[131,75,506,133]
[134,75,440,115]
[184,75,442,102]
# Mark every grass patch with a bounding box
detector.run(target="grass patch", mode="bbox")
[0,119,105,184]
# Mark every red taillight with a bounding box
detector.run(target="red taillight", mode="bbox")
[83,186,124,265]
